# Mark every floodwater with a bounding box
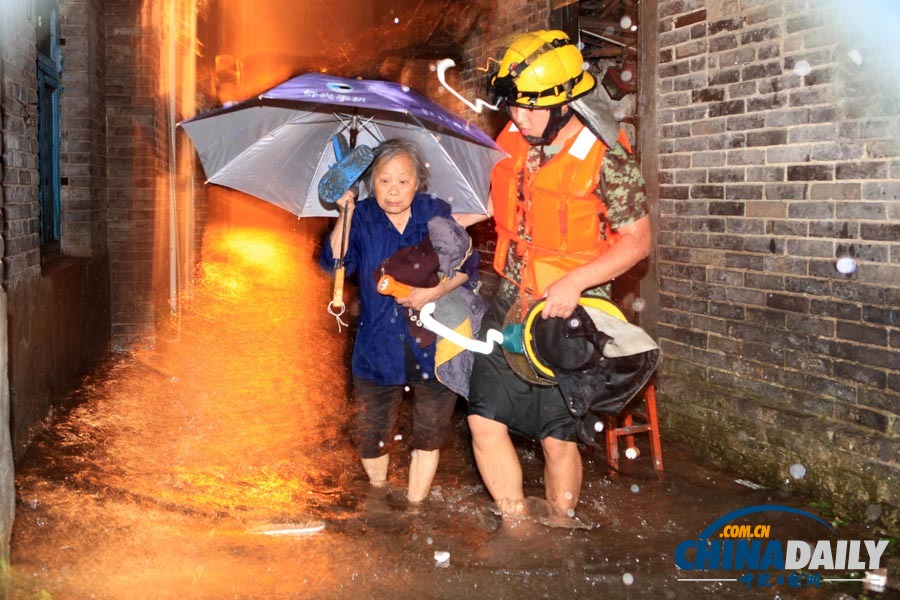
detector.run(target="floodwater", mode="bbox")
[9,197,896,599]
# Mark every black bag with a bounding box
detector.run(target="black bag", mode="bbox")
[530,305,660,447]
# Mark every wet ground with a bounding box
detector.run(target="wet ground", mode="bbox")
[9,197,898,599]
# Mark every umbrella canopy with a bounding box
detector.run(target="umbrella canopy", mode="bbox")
[180,73,506,216]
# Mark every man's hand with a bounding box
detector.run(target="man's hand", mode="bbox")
[541,275,583,319]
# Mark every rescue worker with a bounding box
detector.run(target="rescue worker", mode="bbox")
[456,30,652,525]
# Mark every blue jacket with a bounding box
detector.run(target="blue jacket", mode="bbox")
[319,193,480,386]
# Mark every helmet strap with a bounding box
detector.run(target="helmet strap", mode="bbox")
[522,105,575,146]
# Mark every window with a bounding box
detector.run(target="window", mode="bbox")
[36,4,61,248]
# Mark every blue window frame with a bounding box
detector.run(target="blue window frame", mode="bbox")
[37,7,61,247]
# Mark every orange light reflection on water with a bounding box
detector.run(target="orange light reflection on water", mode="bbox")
[11,197,359,598]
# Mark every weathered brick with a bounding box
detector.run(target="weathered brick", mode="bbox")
[691,88,724,103]
[860,223,900,242]
[787,165,834,181]
[809,183,860,200]
[745,272,784,290]
[833,404,889,434]
[833,361,887,389]
[766,293,810,313]
[709,99,745,117]
[746,129,787,147]
[765,184,807,200]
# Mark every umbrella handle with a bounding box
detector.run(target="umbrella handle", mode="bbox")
[419,302,504,355]
[331,266,346,311]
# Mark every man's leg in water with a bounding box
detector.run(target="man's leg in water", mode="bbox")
[468,414,526,517]
[541,437,582,517]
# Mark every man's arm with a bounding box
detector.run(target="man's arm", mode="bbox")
[540,214,652,319]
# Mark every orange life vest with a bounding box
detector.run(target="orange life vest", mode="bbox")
[490,121,628,297]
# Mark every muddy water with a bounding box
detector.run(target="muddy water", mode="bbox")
[10,199,894,599]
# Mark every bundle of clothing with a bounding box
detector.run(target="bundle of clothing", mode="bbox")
[375,216,487,398]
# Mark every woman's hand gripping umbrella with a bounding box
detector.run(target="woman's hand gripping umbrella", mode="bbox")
[318,134,374,329]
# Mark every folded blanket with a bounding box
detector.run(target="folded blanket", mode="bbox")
[427,217,486,399]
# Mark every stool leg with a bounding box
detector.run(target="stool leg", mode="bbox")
[624,413,636,454]
[605,416,619,471]
[645,384,664,471]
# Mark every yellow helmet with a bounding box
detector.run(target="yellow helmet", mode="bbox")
[490,30,596,108]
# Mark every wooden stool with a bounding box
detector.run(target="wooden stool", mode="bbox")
[604,383,663,472]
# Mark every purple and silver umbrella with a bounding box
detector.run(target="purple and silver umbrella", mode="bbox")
[180,73,506,217]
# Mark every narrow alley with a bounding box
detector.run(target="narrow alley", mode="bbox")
[8,194,891,599]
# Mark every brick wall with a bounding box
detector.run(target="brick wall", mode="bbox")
[655,0,899,530]
[60,0,108,257]
[1,0,111,459]
[1,0,41,283]
[0,0,29,568]
[105,0,166,349]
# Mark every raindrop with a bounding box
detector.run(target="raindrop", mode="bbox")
[411,533,419,541]
[564,491,573,500]
[581,61,591,72]
[848,48,863,65]
[378,441,385,448]
[630,25,638,32]
[836,257,857,274]
[404,386,410,392]
[593,421,604,432]
[566,509,575,518]
[621,70,633,82]
[393,17,399,24]
[789,463,806,480]
[29,495,38,510]
[577,41,585,50]
[447,196,453,203]
[413,262,421,269]
[394,434,403,442]
[625,447,640,459]
[632,297,646,313]
[411,450,417,457]
[401,85,410,93]
[424,162,431,169]
[793,60,811,76]
[434,550,450,564]
[620,15,633,29]
[612,107,627,120]
[426,537,433,545]
[429,63,436,72]
[865,504,882,521]
[622,572,634,585]
[630,484,640,493]
[36,518,47,527]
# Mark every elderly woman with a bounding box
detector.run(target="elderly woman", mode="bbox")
[319,139,479,504]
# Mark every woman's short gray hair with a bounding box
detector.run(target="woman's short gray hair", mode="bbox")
[363,139,429,193]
